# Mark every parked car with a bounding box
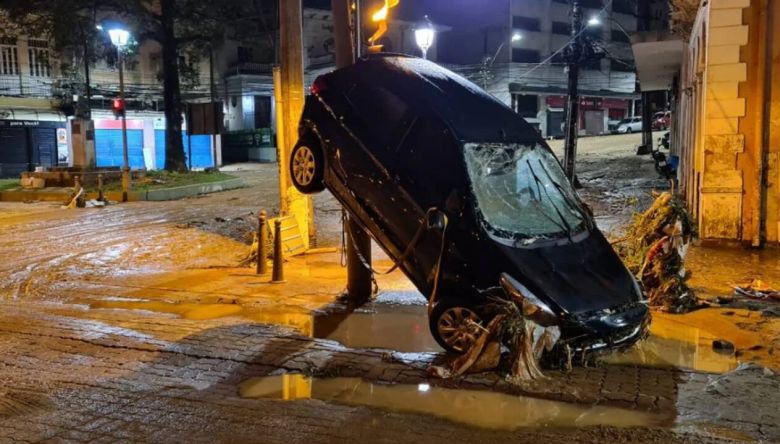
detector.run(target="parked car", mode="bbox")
[607,119,622,134]
[616,117,643,133]
[652,111,671,130]
[290,54,649,355]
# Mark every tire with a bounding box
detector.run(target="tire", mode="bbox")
[290,138,325,194]
[626,127,633,134]
[429,299,484,354]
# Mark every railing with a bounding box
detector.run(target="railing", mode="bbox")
[225,62,273,76]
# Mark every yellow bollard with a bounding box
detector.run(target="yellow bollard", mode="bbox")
[271,219,285,284]
[257,211,268,275]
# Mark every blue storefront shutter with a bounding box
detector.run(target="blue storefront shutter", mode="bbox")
[95,129,144,168]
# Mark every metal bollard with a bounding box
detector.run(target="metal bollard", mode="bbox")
[97,174,105,202]
[271,219,285,283]
[256,210,268,275]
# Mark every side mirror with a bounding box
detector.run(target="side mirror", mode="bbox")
[427,210,446,231]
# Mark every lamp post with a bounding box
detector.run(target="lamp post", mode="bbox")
[414,16,435,60]
[108,27,130,202]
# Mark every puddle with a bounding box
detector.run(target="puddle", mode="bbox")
[238,374,672,430]
[312,303,442,352]
[602,309,775,373]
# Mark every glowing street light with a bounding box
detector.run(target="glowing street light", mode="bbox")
[108,28,130,48]
[415,16,435,60]
[511,32,522,42]
[106,25,131,201]
[587,16,601,27]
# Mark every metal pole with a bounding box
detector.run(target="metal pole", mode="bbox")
[83,37,91,118]
[333,0,372,303]
[118,49,130,202]
[563,0,582,183]
[209,46,218,168]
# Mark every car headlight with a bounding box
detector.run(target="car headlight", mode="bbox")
[499,273,559,327]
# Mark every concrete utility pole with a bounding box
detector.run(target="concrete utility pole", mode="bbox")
[118,50,130,202]
[278,0,310,250]
[563,0,582,182]
[332,0,373,304]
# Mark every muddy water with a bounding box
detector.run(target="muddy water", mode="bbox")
[238,374,672,430]
[89,295,443,352]
[88,293,776,370]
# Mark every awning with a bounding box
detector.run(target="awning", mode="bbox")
[631,31,684,92]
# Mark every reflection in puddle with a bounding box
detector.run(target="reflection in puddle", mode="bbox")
[312,304,442,352]
[90,299,243,320]
[238,374,671,430]
[602,309,771,373]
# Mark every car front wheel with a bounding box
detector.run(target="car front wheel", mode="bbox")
[429,301,484,353]
[290,139,325,194]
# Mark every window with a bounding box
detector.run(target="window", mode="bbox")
[610,58,634,72]
[0,37,19,76]
[512,16,541,32]
[27,40,50,77]
[515,94,538,118]
[552,22,571,35]
[611,30,630,43]
[237,46,254,63]
[580,0,602,8]
[512,49,540,63]
[613,0,636,15]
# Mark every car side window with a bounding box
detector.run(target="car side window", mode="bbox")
[344,82,409,152]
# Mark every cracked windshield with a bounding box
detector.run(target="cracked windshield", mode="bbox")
[464,143,586,239]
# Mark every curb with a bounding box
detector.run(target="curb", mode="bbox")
[142,177,245,201]
[0,178,245,203]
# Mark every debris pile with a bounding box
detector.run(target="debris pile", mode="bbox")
[429,297,559,382]
[615,191,699,312]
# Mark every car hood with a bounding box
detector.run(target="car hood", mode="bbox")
[497,230,641,316]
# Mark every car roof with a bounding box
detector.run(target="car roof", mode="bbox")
[321,54,543,145]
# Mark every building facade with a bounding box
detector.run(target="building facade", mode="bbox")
[676,0,780,245]
[422,0,639,137]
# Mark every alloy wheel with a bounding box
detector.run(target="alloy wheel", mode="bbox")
[292,145,316,186]
[437,307,482,352]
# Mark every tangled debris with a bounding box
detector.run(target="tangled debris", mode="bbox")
[614,191,699,312]
[429,297,559,382]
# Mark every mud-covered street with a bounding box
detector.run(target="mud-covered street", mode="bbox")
[1,133,779,443]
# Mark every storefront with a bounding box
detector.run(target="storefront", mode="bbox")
[0,119,67,178]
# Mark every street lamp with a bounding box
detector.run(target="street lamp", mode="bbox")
[587,14,631,40]
[107,26,131,202]
[415,16,435,60]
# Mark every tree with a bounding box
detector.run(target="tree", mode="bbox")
[1,0,250,172]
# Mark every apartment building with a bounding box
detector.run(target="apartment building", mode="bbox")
[419,0,638,137]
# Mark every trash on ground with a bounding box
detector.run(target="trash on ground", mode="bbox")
[614,191,699,312]
[734,278,780,301]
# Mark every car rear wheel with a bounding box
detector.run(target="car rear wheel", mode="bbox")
[290,139,325,194]
[429,301,484,353]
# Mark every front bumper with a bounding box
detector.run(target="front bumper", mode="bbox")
[558,302,651,355]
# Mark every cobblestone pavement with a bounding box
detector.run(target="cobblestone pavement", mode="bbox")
[0,134,776,442]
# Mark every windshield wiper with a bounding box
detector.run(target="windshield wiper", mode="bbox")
[525,159,574,241]
[535,159,591,230]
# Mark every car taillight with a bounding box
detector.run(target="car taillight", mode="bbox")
[311,77,327,95]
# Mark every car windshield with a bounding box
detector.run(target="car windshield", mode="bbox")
[463,142,588,242]
[619,119,632,124]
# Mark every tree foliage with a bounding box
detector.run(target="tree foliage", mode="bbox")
[670,0,701,40]
[1,0,256,172]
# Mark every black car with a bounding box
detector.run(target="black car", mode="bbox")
[290,54,649,354]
